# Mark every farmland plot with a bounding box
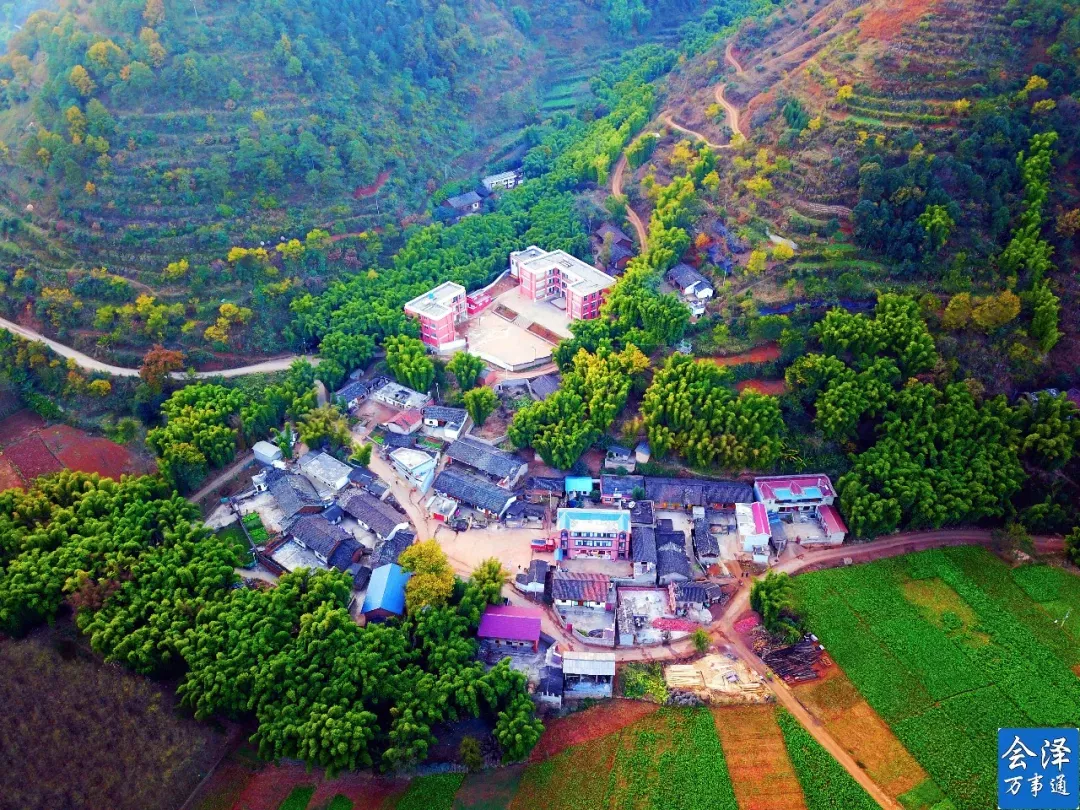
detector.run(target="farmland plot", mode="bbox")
[794,546,1080,810]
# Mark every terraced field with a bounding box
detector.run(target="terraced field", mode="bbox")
[793,546,1080,810]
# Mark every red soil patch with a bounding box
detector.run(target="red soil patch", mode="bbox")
[4,434,64,481]
[528,700,659,762]
[705,343,781,366]
[40,425,152,479]
[745,91,776,125]
[737,378,788,396]
[228,761,406,810]
[0,457,25,490]
[353,169,391,199]
[0,410,47,448]
[859,0,938,41]
[713,705,807,810]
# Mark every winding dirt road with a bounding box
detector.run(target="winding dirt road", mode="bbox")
[0,315,317,379]
[611,150,649,249]
[661,41,744,149]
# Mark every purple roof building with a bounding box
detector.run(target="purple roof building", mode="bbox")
[476,604,544,652]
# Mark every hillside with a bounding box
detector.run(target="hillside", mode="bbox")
[0,0,698,364]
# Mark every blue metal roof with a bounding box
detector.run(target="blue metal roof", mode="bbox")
[361,563,412,616]
[565,476,594,493]
[556,508,631,533]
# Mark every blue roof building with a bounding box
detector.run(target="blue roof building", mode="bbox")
[565,476,594,495]
[361,563,412,622]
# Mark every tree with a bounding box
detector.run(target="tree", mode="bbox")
[942,293,972,330]
[398,540,455,613]
[971,290,1021,332]
[296,405,351,450]
[385,335,435,392]
[139,346,185,393]
[351,442,372,467]
[771,242,794,262]
[917,204,954,251]
[1029,281,1061,353]
[87,379,112,397]
[69,65,96,97]
[750,572,801,644]
[272,424,295,459]
[447,352,484,390]
[1066,527,1080,567]
[746,250,767,275]
[459,736,484,771]
[463,387,498,427]
[691,628,711,654]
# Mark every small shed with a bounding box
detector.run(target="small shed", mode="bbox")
[564,476,594,499]
[253,440,283,466]
[361,563,412,622]
[562,651,616,699]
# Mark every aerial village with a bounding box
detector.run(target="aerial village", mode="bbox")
[213,171,845,710]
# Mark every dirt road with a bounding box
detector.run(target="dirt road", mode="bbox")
[714,84,743,140]
[0,316,317,380]
[187,451,254,504]
[611,150,649,249]
[660,112,728,150]
[725,41,745,76]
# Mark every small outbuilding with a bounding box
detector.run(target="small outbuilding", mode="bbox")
[361,563,412,622]
[253,440,283,466]
[562,651,616,699]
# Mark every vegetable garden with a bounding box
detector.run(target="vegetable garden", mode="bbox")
[793,546,1080,809]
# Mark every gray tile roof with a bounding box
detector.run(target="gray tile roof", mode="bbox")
[656,547,691,580]
[655,530,686,552]
[328,536,363,570]
[289,515,352,560]
[423,405,467,426]
[348,563,372,590]
[596,222,632,245]
[666,263,711,290]
[528,373,561,400]
[268,470,323,518]
[516,559,549,586]
[373,530,415,567]
[677,581,723,605]
[446,190,482,209]
[630,525,656,563]
[526,476,564,494]
[643,477,753,507]
[340,492,408,539]
[692,519,720,558]
[445,437,526,482]
[336,381,369,401]
[433,468,515,515]
[630,500,654,526]
[601,474,643,498]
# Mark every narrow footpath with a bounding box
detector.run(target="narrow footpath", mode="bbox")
[0,315,317,380]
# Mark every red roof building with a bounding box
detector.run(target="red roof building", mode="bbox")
[477,604,544,651]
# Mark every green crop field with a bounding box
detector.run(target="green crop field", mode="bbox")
[511,708,738,810]
[776,708,879,810]
[793,547,1080,810]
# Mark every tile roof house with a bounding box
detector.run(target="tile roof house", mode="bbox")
[383,408,423,435]
[644,477,754,510]
[524,476,565,504]
[630,525,657,577]
[656,546,692,585]
[445,190,482,213]
[604,444,635,472]
[361,563,412,622]
[432,468,516,517]
[445,436,528,488]
[816,505,848,546]
[692,518,720,565]
[600,474,644,504]
[349,563,372,591]
[340,492,410,541]
[477,605,544,651]
[422,405,470,440]
[268,469,326,520]
[514,559,550,597]
[327,536,364,571]
[595,222,633,249]
[605,242,634,274]
[630,500,655,526]
[666,263,714,299]
[551,571,612,609]
[527,373,562,401]
[373,530,415,567]
[675,581,724,609]
[288,515,355,566]
[335,381,369,410]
